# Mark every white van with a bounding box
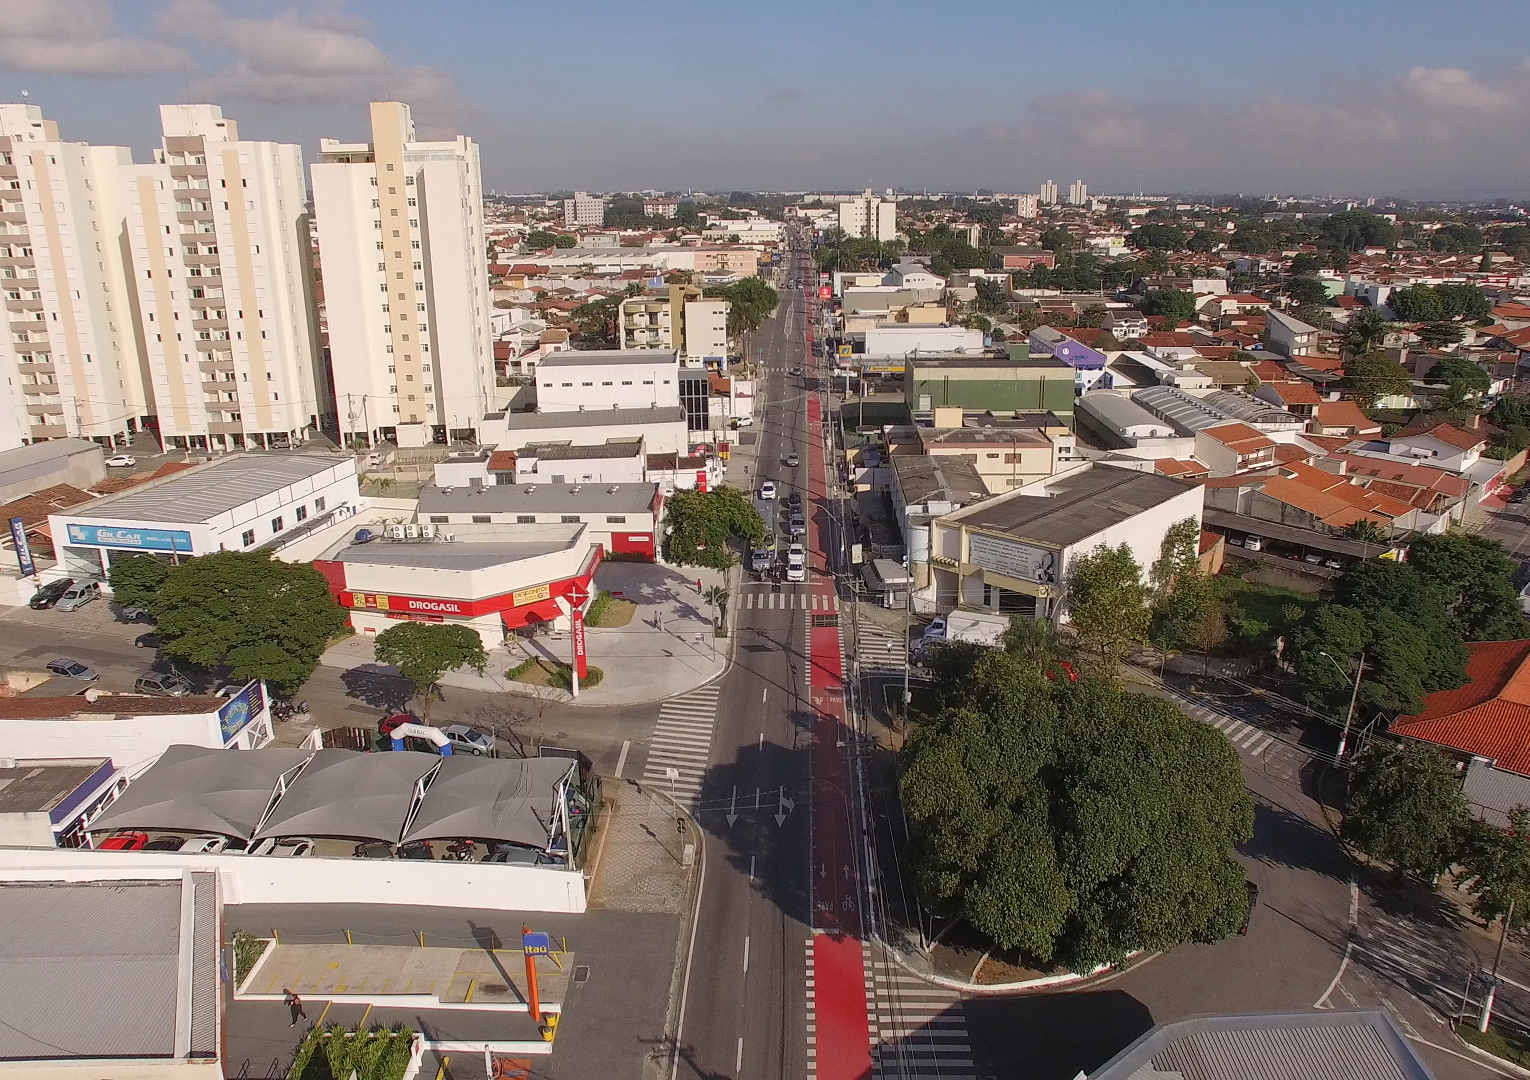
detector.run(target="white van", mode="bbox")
[785,544,806,583]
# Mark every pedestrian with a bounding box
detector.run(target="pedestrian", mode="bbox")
[696,578,702,592]
[285,989,307,1027]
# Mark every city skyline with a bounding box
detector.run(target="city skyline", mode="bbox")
[1,1,1528,200]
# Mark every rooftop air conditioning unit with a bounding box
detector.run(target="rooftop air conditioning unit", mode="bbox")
[404,523,420,539]
[419,523,435,539]
[441,532,456,543]
[384,524,405,539]
[442,486,454,495]
[607,485,619,494]
[571,485,581,495]
[0,758,15,770]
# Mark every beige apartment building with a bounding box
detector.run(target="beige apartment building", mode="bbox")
[312,102,493,447]
[619,283,730,366]
[0,105,147,448]
[125,105,323,451]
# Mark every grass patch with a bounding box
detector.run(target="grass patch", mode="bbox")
[586,590,636,628]
[1211,573,1319,655]
[506,656,604,690]
[232,930,268,984]
[287,1023,415,1080]
[1458,1020,1530,1068]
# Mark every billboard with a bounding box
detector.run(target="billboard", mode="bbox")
[217,679,266,744]
[572,610,588,680]
[818,285,832,300]
[64,523,193,552]
[9,517,33,577]
[837,344,853,359]
[967,533,1058,586]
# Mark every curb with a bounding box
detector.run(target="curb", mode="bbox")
[1452,1029,1530,1080]
[878,939,1147,996]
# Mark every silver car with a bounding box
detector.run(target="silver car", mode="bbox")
[55,581,101,612]
[135,671,193,696]
[46,658,98,681]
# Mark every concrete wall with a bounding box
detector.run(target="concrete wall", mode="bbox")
[0,710,267,775]
[0,845,587,913]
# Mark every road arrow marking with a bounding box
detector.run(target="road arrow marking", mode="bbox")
[775,786,795,827]
[726,785,738,828]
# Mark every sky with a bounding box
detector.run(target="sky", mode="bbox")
[2,0,1529,201]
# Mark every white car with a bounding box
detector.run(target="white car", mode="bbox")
[922,616,947,643]
[759,481,777,501]
[104,454,136,468]
[445,724,494,755]
[178,834,238,854]
[249,836,314,857]
[785,543,806,583]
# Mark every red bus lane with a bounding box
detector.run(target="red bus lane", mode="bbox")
[806,318,872,1080]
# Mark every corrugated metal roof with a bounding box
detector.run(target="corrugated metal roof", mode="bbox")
[1463,758,1530,828]
[1133,385,1231,435]
[63,454,345,525]
[188,872,218,1058]
[0,880,182,1060]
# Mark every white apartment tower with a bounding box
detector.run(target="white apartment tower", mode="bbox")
[312,102,493,447]
[1015,193,1039,219]
[563,192,605,227]
[1067,180,1088,206]
[125,105,323,451]
[0,105,148,448]
[837,188,897,242]
[1039,180,1058,205]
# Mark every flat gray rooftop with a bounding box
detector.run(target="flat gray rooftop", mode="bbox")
[62,454,344,525]
[504,405,685,431]
[525,439,644,460]
[0,758,108,815]
[955,466,1196,548]
[419,482,659,514]
[0,880,181,1060]
[337,538,577,571]
[538,349,672,368]
[907,356,1072,371]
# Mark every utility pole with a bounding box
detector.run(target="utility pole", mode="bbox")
[1338,653,1364,761]
[1480,896,1517,1032]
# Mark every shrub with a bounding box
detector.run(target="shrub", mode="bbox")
[232,930,268,984]
[288,1023,416,1080]
[549,664,603,690]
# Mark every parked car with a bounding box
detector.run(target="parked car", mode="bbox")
[1324,557,1343,570]
[29,578,75,609]
[730,416,754,428]
[352,528,378,544]
[1243,536,1264,552]
[445,724,494,755]
[46,658,98,681]
[250,836,315,857]
[354,841,394,859]
[921,616,948,643]
[1303,553,1324,565]
[119,606,154,623]
[178,834,242,854]
[134,632,161,650]
[135,671,192,696]
[758,480,777,501]
[98,831,147,851]
[55,581,101,612]
[398,840,433,860]
[103,454,137,468]
[143,836,186,852]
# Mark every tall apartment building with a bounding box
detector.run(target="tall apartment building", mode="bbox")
[312,102,493,448]
[618,284,730,366]
[563,192,605,227]
[642,198,677,219]
[0,105,148,448]
[1068,180,1088,206]
[1016,193,1039,219]
[124,105,323,451]
[1039,180,1058,205]
[837,188,896,242]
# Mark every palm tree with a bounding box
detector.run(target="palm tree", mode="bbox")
[1344,308,1394,357]
[703,584,730,636]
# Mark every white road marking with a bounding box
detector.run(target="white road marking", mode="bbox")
[743,935,750,974]
[614,739,630,779]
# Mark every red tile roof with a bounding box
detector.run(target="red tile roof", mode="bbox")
[1154,458,1209,478]
[0,484,96,528]
[1392,640,1530,776]
[486,450,517,471]
[1491,303,1530,321]
[1401,422,1485,451]
[1257,475,1388,528]
[1315,400,1380,434]
[1142,331,1200,347]
[1201,422,1274,453]
[1263,380,1322,406]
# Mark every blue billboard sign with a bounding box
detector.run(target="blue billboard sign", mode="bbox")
[522,931,551,956]
[217,680,265,744]
[64,523,193,552]
[9,516,34,577]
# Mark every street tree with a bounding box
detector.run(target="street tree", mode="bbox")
[1343,308,1395,357]
[1406,532,1527,642]
[1344,518,1390,545]
[702,584,730,636]
[1147,518,1214,656]
[1067,543,1150,675]
[373,622,487,720]
[1417,322,1466,350]
[1342,352,1411,408]
[153,551,348,696]
[524,230,558,250]
[107,553,170,611]
[1462,808,1530,931]
[661,488,765,569]
[1427,355,1491,395]
[902,652,1254,970]
[1388,284,1446,323]
[1291,253,1321,275]
[1287,276,1329,308]
[1344,740,1470,883]
[1140,288,1197,324]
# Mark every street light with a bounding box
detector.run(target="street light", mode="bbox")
[1318,650,1365,761]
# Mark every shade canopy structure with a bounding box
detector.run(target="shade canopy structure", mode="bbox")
[253,748,440,842]
[404,756,574,847]
[89,744,310,840]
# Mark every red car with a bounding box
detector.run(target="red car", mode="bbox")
[99,831,147,851]
[379,713,415,736]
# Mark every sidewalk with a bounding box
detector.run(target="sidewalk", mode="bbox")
[318,561,736,707]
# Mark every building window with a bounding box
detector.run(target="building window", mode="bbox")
[516,514,536,524]
[471,514,491,524]
[270,515,283,533]
[429,515,449,524]
[296,505,308,522]
[606,515,627,524]
[315,496,326,512]
[241,528,255,546]
[561,515,581,524]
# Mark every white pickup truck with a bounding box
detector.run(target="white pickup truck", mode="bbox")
[921,610,1011,648]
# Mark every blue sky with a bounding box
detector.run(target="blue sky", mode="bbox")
[3,0,1529,199]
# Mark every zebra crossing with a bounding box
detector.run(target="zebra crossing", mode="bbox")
[867,947,975,1080]
[855,619,908,678]
[743,590,840,610]
[1170,691,1307,782]
[805,939,817,1080]
[639,682,722,805]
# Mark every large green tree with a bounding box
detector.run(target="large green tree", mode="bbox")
[1067,544,1150,674]
[1140,288,1197,324]
[902,652,1254,969]
[1127,224,1188,251]
[1462,808,1530,930]
[1287,276,1329,308]
[1344,740,1469,882]
[1427,355,1490,395]
[1388,284,1446,323]
[706,277,780,337]
[1148,518,1215,655]
[1322,211,1398,251]
[151,551,348,695]
[107,553,171,611]
[1417,322,1466,350]
[661,488,765,569]
[373,622,487,719]
[1343,352,1411,408]
[1343,308,1395,356]
[1406,532,1526,642]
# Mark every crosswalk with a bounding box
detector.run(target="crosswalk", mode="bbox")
[855,619,907,678]
[805,939,818,1080]
[1169,691,1306,782]
[867,947,975,1080]
[743,590,840,610]
[639,682,722,805]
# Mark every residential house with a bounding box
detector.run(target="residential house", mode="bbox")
[1194,423,1277,477]
[1264,309,1320,357]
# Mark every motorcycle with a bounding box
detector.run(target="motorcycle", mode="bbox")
[446,839,476,862]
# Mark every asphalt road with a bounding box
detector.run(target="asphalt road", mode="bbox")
[662,234,815,1080]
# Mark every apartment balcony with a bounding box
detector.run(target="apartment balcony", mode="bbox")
[26,401,63,416]
[202,380,237,394]
[176,209,214,222]
[198,357,235,373]
[28,422,66,439]
[191,318,227,331]
[208,420,245,436]
[20,382,57,395]
[4,296,43,312]
[18,359,53,373]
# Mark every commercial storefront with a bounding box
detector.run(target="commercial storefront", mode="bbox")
[314,523,604,648]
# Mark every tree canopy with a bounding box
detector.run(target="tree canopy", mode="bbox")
[1344,740,1469,882]
[1417,322,1466,350]
[1389,282,1490,323]
[902,651,1254,970]
[705,277,779,337]
[1287,276,1328,308]
[149,551,348,696]
[373,622,487,719]
[1291,253,1321,275]
[1148,518,1216,656]
[1342,351,1411,408]
[1067,544,1151,674]
[1126,224,1188,251]
[107,553,170,611]
[569,296,620,348]
[1427,355,1490,395]
[661,488,765,569]
[1343,307,1395,356]
[1139,288,1197,324]
[1321,211,1398,252]
[1462,808,1530,930]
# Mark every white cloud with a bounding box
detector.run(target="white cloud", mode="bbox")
[162,0,468,129]
[0,0,187,75]
[1402,66,1518,112]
